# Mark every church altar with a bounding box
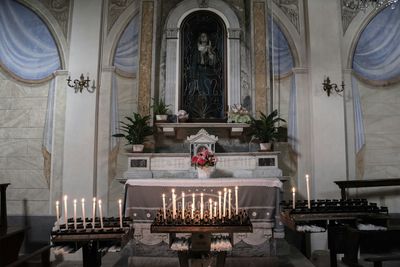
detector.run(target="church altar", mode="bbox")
[124,178,284,246]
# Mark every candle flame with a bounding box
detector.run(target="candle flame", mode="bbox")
[200,192,203,196]
[81,198,85,203]
[228,189,231,193]
[56,200,59,205]
[306,174,309,179]
[118,199,122,204]
[64,195,68,200]
[162,193,165,197]
[93,197,96,202]
[172,189,175,193]
[235,186,238,190]
[292,187,296,193]
[224,188,227,192]
[218,191,221,195]
[73,199,77,204]
[98,199,102,204]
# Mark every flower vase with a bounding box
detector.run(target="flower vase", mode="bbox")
[197,167,215,179]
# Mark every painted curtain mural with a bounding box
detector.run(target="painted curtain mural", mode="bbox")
[0,0,60,81]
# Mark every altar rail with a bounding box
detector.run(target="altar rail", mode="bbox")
[121,152,282,181]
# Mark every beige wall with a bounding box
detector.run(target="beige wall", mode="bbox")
[0,73,50,215]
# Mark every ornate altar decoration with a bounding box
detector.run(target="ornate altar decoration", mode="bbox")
[187,128,218,158]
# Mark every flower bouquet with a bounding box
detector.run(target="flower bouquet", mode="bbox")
[191,147,217,178]
[227,104,251,123]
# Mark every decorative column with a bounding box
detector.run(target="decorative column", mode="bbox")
[228,29,241,106]
[165,28,179,113]
[137,0,156,116]
[251,0,269,115]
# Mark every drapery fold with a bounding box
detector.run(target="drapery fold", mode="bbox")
[353,6,400,82]
[114,16,139,75]
[0,0,60,80]
[288,76,297,150]
[351,77,366,153]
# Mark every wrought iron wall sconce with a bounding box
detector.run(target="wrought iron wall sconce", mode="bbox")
[67,73,96,93]
[322,76,344,97]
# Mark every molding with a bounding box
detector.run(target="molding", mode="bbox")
[341,0,360,34]
[272,0,300,33]
[107,0,135,33]
[38,0,71,40]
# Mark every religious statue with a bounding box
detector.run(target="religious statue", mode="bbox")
[197,33,216,66]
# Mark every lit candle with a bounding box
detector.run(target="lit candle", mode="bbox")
[63,195,68,229]
[73,199,77,230]
[172,189,176,219]
[228,189,232,218]
[235,186,239,215]
[192,193,195,210]
[218,191,222,219]
[191,202,194,219]
[98,199,104,229]
[81,198,86,229]
[306,174,311,209]
[200,193,204,220]
[55,201,60,229]
[292,187,296,209]
[223,188,227,217]
[162,194,166,219]
[118,199,123,228]
[92,197,96,229]
[214,201,217,218]
[181,192,185,218]
[209,198,212,213]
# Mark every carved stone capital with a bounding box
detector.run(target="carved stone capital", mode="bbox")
[166,28,179,39]
[341,0,360,34]
[228,28,241,39]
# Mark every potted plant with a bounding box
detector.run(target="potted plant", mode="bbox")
[227,104,251,123]
[113,112,153,152]
[152,98,170,122]
[248,110,286,151]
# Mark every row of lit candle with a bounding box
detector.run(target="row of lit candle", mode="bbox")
[55,195,124,230]
[292,174,311,209]
[162,186,239,220]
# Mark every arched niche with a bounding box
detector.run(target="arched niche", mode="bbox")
[164,0,240,115]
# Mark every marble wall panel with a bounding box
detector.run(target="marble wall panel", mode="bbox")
[0,98,12,109]
[6,156,43,170]
[0,128,43,139]
[7,188,49,201]
[0,139,28,156]
[364,147,400,165]
[363,115,400,134]
[28,109,46,127]
[365,133,400,148]
[11,97,48,110]
[0,110,30,128]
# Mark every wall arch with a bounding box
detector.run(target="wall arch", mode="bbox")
[164,0,241,113]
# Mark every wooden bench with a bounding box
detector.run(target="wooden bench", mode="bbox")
[334,178,400,200]
[364,254,400,267]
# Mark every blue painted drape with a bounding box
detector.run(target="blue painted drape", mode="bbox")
[114,16,139,75]
[351,77,365,153]
[0,0,60,80]
[353,6,400,82]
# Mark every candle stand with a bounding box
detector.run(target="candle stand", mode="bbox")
[151,208,252,267]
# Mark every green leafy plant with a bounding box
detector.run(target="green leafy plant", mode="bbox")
[113,112,153,144]
[151,98,170,115]
[248,110,286,143]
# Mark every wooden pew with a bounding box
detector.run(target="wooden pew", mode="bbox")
[334,178,400,200]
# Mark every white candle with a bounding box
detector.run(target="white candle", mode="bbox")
[191,202,194,219]
[209,198,212,214]
[200,193,204,220]
[223,188,227,217]
[181,192,185,218]
[118,199,123,228]
[214,201,217,218]
[228,189,232,218]
[192,193,195,210]
[81,198,86,229]
[306,174,311,209]
[92,197,96,229]
[55,201,60,229]
[172,189,176,219]
[235,186,239,215]
[218,191,222,219]
[73,199,77,230]
[63,195,68,229]
[292,187,296,209]
[162,194,166,219]
[98,199,104,229]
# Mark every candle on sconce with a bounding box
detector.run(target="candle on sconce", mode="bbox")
[92,197,96,229]
[162,194,166,219]
[172,189,176,219]
[223,188,227,217]
[235,186,239,215]
[200,193,204,220]
[98,199,104,229]
[292,187,296,209]
[209,198,212,213]
[63,195,68,229]
[214,201,217,218]
[118,199,123,228]
[228,189,232,218]
[55,201,60,229]
[73,199,77,230]
[81,198,86,229]
[218,191,222,219]
[306,174,311,209]
[182,192,185,218]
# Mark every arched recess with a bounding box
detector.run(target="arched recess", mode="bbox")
[164,0,241,113]
[0,0,67,83]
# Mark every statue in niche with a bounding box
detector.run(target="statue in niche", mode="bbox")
[181,11,226,120]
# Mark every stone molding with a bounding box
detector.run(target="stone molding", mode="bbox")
[39,0,71,39]
[107,0,135,33]
[272,0,300,33]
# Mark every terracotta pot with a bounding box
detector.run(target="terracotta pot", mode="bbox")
[132,144,144,152]
[259,143,272,151]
